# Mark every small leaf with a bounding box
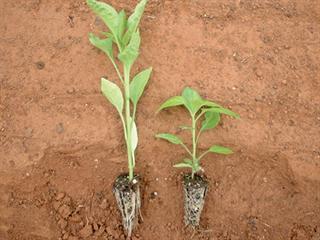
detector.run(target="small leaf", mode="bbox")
[123,0,147,45]
[202,100,223,108]
[89,33,113,60]
[117,10,127,41]
[157,96,184,112]
[181,87,204,115]
[156,133,183,144]
[208,145,233,155]
[87,0,119,38]
[101,78,123,114]
[118,30,140,68]
[203,107,240,119]
[130,67,152,105]
[173,162,193,168]
[200,111,220,131]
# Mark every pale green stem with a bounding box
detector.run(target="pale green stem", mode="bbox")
[124,65,134,181]
[110,59,124,84]
[191,115,197,179]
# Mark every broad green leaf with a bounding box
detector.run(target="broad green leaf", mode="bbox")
[118,30,140,68]
[200,111,220,131]
[157,96,184,112]
[117,10,127,41]
[181,87,204,115]
[130,67,152,105]
[203,107,240,119]
[173,162,193,168]
[208,145,233,154]
[89,33,113,60]
[87,0,118,38]
[101,78,123,114]
[123,0,147,45]
[156,133,183,144]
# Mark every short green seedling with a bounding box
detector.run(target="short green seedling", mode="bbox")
[156,87,239,226]
[156,87,239,178]
[87,0,151,182]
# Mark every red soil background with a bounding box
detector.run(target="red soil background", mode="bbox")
[1,0,320,239]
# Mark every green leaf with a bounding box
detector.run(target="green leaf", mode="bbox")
[101,78,123,114]
[118,30,140,68]
[173,162,193,168]
[203,107,240,119]
[202,100,223,108]
[181,87,204,115]
[156,133,183,144]
[157,96,184,112]
[117,10,127,41]
[123,0,147,45]
[87,0,119,38]
[200,111,220,131]
[130,67,152,105]
[89,33,113,60]
[208,145,233,154]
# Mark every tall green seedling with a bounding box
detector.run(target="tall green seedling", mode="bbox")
[87,0,152,181]
[156,87,239,178]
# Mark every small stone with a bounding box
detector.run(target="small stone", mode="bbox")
[255,70,263,77]
[282,80,287,85]
[99,199,107,209]
[79,224,93,238]
[66,88,75,94]
[150,191,158,199]
[58,204,72,219]
[263,177,268,183]
[52,201,61,211]
[56,123,64,134]
[35,61,45,70]
[93,222,99,231]
[58,219,67,229]
[62,232,69,240]
[69,214,81,222]
[25,128,33,138]
[68,236,78,240]
[95,226,105,236]
[55,192,65,201]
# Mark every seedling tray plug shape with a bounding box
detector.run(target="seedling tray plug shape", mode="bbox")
[156,87,239,226]
[87,0,152,237]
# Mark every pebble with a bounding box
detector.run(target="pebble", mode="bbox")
[56,123,64,134]
[99,199,108,209]
[255,70,263,77]
[58,204,72,219]
[35,61,45,70]
[79,225,93,238]
[25,127,33,138]
[58,219,67,229]
[55,192,65,201]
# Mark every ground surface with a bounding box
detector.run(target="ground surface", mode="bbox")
[1,0,320,239]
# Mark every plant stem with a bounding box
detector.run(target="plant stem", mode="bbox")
[124,65,134,181]
[191,115,197,179]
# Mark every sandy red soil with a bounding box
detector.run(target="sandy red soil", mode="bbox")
[1,0,320,239]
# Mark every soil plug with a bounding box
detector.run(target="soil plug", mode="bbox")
[86,0,151,237]
[156,87,239,226]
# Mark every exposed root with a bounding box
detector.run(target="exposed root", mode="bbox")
[183,174,208,226]
[113,174,141,238]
